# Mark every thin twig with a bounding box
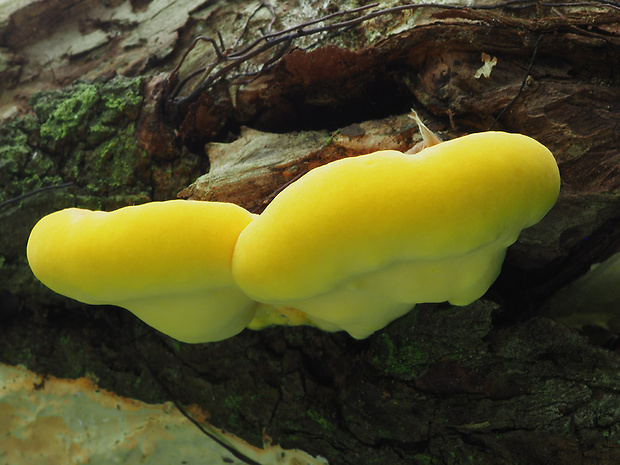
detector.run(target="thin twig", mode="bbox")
[233,0,278,50]
[262,0,277,33]
[165,0,619,118]
[99,313,263,465]
[165,35,226,100]
[135,348,263,465]
[0,182,73,209]
[488,33,544,130]
[165,2,380,103]
[229,2,379,59]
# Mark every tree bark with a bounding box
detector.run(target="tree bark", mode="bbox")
[2,1,620,464]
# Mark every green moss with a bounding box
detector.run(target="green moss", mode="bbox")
[31,76,143,150]
[84,125,147,194]
[413,454,438,465]
[26,75,151,198]
[0,122,29,172]
[306,409,337,432]
[370,331,429,379]
[100,77,142,122]
[222,394,247,431]
[0,117,62,202]
[54,332,89,379]
[31,75,144,152]
[224,394,244,410]
[37,83,101,146]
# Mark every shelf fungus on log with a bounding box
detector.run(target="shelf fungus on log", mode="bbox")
[233,131,560,339]
[27,120,560,342]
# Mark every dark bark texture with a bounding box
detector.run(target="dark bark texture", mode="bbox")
[2,1,620,464]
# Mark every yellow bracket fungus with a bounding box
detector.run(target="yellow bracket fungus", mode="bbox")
[27,124,560,343]
[27,200,259,343]
[233,131,560,339]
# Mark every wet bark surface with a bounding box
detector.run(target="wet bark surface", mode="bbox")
[2,1,620,464]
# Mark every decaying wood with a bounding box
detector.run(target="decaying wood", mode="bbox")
[2,2,620,464]
[179,114,419,212]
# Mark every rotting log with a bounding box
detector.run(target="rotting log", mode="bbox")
[2,2,620,464]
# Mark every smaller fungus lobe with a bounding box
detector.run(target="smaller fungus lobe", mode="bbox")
[27,200,259,343]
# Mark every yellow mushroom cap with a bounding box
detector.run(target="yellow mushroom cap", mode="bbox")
[27,200,258,343]
[232,132,561,339]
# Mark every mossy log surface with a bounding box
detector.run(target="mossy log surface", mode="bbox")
[2,2,620,464]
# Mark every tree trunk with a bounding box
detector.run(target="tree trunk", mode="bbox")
[2,1,620,464]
